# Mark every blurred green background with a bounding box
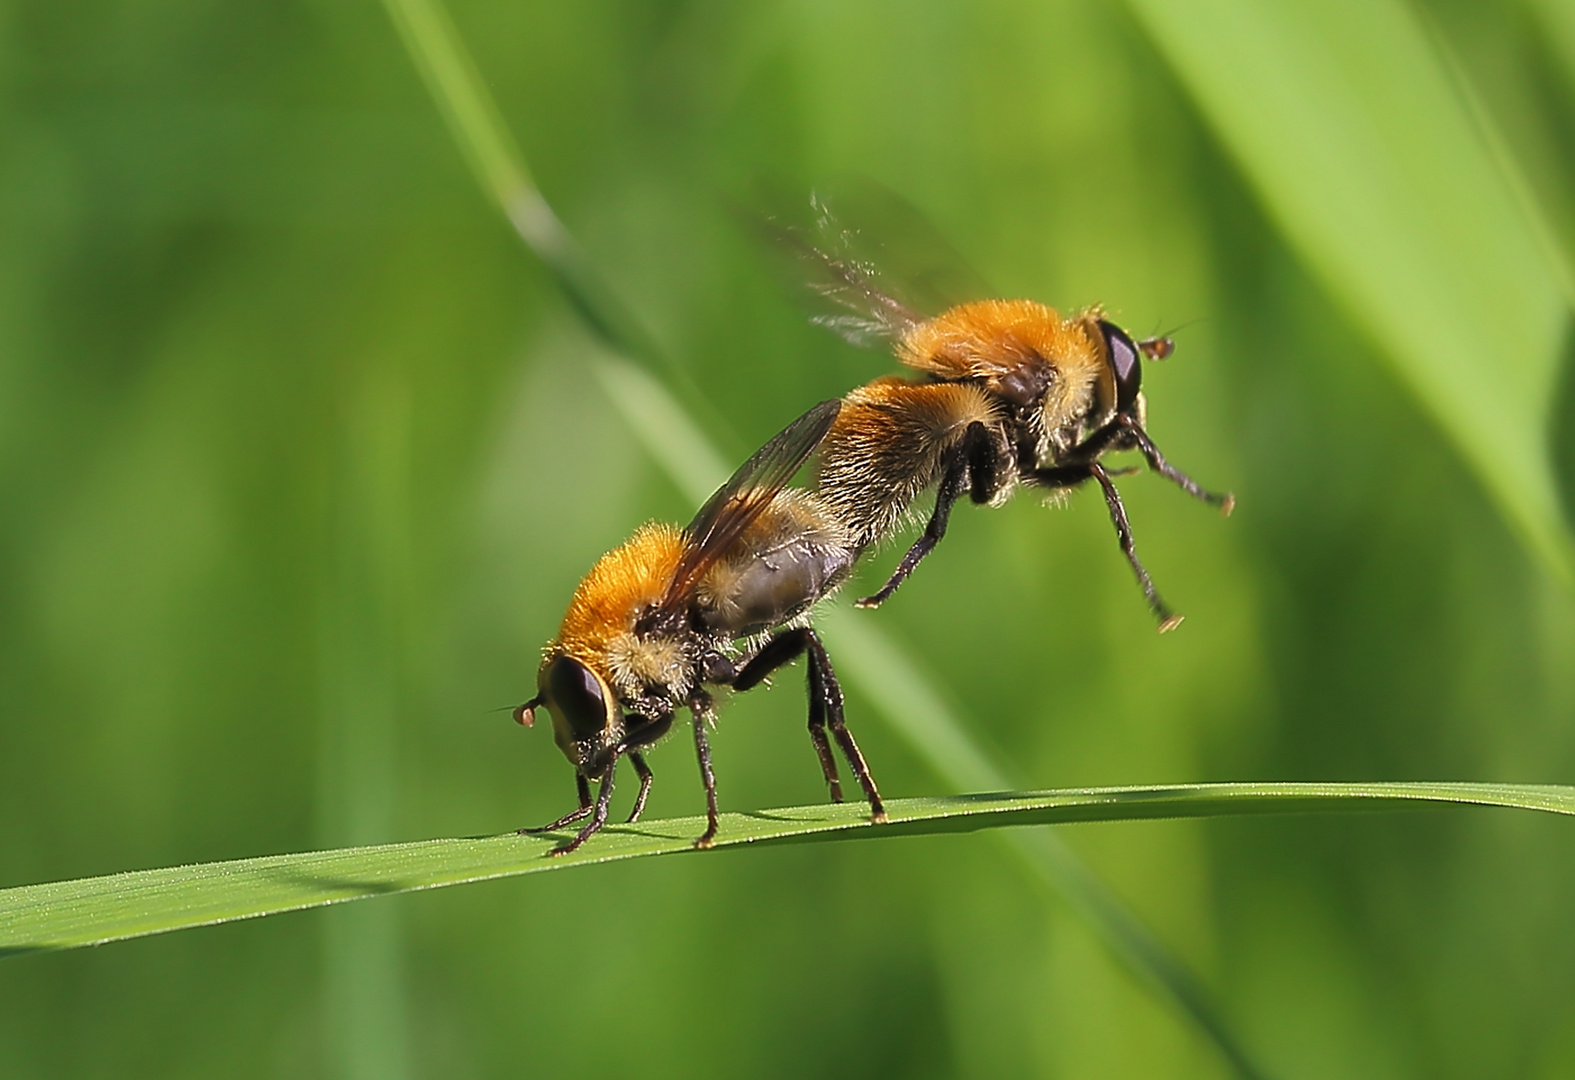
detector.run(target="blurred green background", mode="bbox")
[3,0,1575,1076]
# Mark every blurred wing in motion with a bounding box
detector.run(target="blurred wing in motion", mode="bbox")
[765,194,928,347]
[754,185,1002,349]
[804,194,926,345]
[661,399,843,611]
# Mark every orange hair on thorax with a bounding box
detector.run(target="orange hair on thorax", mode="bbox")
[554,523,685,662]
[897,299,1104,386]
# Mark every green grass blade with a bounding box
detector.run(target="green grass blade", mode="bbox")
[4,783,1571,958]
[1124,0,1575,579]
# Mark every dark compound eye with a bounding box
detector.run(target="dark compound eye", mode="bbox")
[1099,320,1142,413]
[544,655,612,742]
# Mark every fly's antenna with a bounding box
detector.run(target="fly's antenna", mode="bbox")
[511,695,544,727]
[1138,318,1205,361]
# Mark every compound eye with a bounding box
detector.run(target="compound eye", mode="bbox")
[543,655,614,742]
[1099,320,1142,413]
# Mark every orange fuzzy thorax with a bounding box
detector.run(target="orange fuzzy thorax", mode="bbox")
[898,299,1104,383]
[554,523,685,664]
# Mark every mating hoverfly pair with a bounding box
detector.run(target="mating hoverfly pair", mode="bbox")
[514,230,1233,855]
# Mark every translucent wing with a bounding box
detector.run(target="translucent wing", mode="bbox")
[661,399,842,612]
[779,194,928,347]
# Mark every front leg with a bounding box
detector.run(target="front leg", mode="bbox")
[519,772,593,835]
[548,754,621,856]
[1027,461,1181,632]
[1116,415,1234,514]
[857,421,1007,609]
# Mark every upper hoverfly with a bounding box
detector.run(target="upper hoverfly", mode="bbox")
[515,400,885,854]
[793,200,1233,630]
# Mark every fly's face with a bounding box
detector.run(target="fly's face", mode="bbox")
[521,653,622,778]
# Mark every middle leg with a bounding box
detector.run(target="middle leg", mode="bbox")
[857,421,1004,609]
[625,752,653,824]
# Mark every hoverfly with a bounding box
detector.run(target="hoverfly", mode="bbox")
[794,203,1233,630]
[515,400,886,854]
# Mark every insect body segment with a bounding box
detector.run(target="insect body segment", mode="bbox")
[517,400,884,855]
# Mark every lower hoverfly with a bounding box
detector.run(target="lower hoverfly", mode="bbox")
[515,400,886,854]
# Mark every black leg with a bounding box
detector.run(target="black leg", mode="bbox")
[858,421,1001,609]
[690,691,721,849]
[1064,417,1127,462]
[731,628,843,802]
[1028,462,1093,491]
[805,629,886,822]
[730,630,809,691]
[804,639,845,802]
[625,752,653,823]
[549,755,620,856]
[520,771,593,835]
[1118,415,1234,515]
[855,451,963,608]
[1090,463,1183,632]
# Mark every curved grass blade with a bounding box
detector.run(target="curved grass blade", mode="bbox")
[4,782,1571,958]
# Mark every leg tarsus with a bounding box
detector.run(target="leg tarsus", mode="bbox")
[520,772,594,835]
[548,758,619,856]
